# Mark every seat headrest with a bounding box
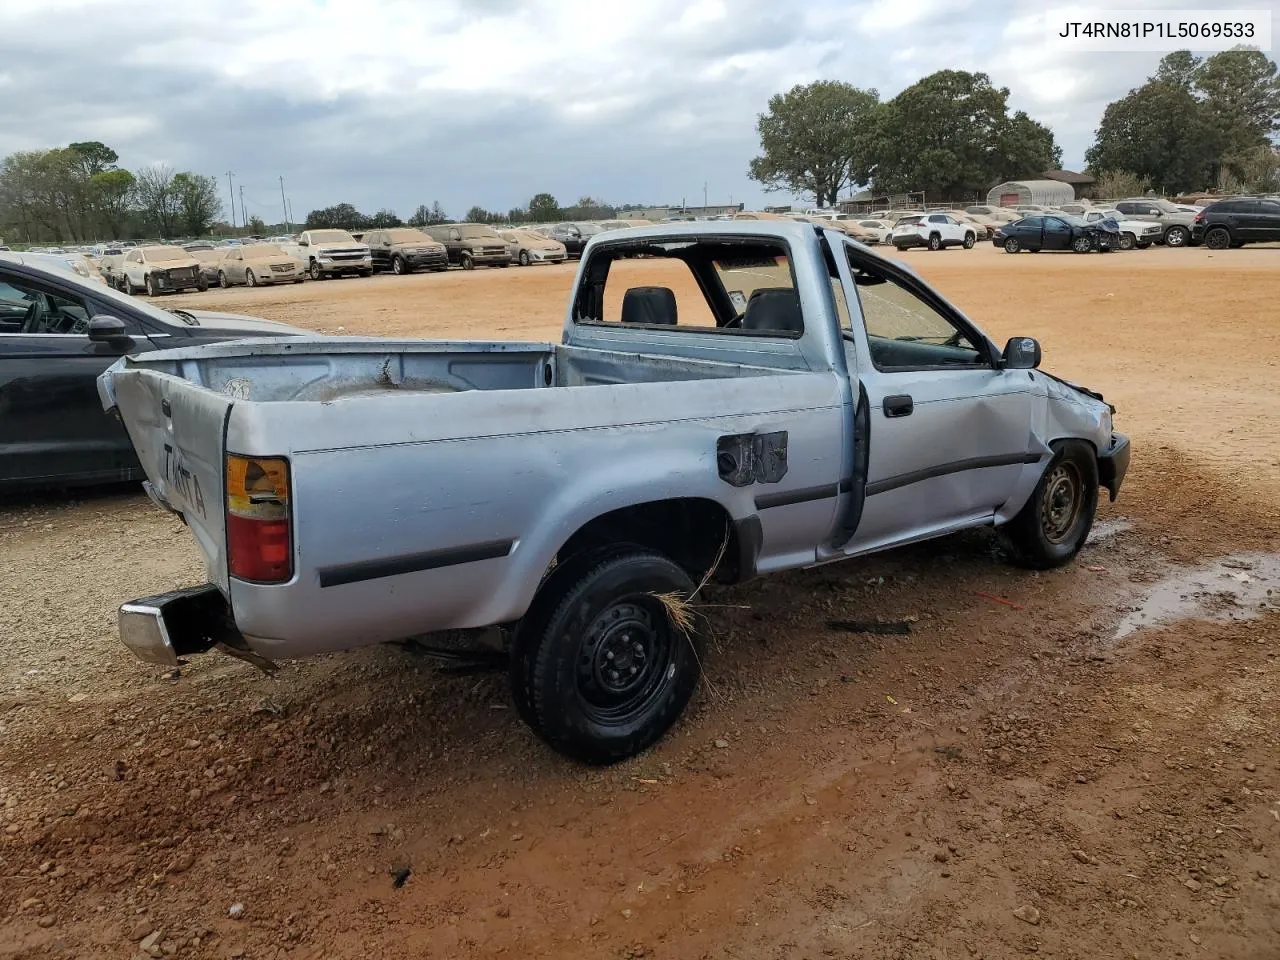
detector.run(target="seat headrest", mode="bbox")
[742,288,802,333]
[621,286,677,325]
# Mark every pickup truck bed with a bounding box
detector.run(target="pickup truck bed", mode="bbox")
[102,219,1128,764]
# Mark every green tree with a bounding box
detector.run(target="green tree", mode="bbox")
[246,214,267,234]
[1154,50,1198,90]
[304,203,367,230]
[1091,170,1151,200]
[88,168,135,239]
[465,205,497,222]
[562,196,615,220]
[871,70,1060,200]
[1194,49,1280,179]
[172,172,222,236]
[527,192,560,221]
[368,208,402,228]
[748,80,880,207]
[429,200,448,224]
[1085,80,1221,193]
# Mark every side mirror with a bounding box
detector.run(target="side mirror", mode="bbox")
[88,315,131,344]
[1002,336,1041,370]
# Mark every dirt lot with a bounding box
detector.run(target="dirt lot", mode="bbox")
[2,243,1278,960]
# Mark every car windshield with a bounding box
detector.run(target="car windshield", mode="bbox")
[577,224,604,235]
[458,225,501,239]
[386,229,432,243]
[244,244,285,257]
[184,244,215,252]
[146,247,188,262]
[307,230,355,243]
[896,216,922,225]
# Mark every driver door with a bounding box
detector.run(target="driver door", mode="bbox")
[829,239,1039,554]
[0,268,147,488]
[1042,216,1073,250]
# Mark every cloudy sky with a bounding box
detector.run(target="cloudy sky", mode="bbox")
[0,0,1272,221]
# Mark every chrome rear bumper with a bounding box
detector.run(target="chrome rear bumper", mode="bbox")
[119,584,231,666]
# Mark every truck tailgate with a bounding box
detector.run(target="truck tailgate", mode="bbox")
[107,368,233,591]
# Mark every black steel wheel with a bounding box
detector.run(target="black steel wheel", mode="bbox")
[512,548,701,764]
[1000,441,1098,569]
[1204,227,1231,250]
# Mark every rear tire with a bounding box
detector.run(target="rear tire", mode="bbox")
[928,233,941,251]
[1205,227,1231,250]
[511,548,702,764]
[1003,237,1021,254]
[1000,441,1098,570]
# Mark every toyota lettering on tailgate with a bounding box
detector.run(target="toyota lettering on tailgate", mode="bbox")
[163,443,207,518]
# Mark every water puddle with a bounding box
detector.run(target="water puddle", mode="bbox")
[1113,554,1279,639]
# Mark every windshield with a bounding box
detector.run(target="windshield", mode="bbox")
[307,230,356,243]
[577,224,604,235]
[896,216,922,225]
[184,244,214,252]
[146,247,189,262]
[244,244,286,257]
[458,225,500,239]
[386,228,432,243]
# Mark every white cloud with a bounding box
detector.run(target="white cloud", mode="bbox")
[0,0,1256,217]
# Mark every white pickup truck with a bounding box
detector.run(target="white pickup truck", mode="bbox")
[100,220,1129,764]
[280,229,372,280]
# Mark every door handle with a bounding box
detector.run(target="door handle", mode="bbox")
[883,394,913,418]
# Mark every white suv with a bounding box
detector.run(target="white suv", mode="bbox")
[891,213,976,251]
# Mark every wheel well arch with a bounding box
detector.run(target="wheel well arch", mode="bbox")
[555,497,747,585]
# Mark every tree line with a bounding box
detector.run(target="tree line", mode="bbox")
[302,193,626,231]
[751,51,1280,205]
[1086,50,1280,195]
[0,142,222,243]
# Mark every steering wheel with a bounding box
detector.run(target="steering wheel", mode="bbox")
[20,298,43,333]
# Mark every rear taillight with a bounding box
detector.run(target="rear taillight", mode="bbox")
[226,454,292,583]
[1193,212,1204,223]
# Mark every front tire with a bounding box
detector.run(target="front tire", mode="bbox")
[512,548,702,764]
[1204,227,1231,250]
[391,255,407,275]
[519,250,530,267]
[144,275,156,296]
[1072,235,1092,254]
[218,271,229,289]
[1118,233,1135,251]
[1000,441,1098,570]
[1003,237,1021,254]
[460,252,474,271]
[309,260,323,281]
[1164,225,1189,247]
[123,275,136,295]
[246,270,258,287]
[962,232,975,249]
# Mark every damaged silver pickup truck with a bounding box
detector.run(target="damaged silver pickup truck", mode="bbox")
[99,220,1129,764]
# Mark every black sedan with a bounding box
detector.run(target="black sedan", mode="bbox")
[0,256,306,493]
[993,214,1118,254]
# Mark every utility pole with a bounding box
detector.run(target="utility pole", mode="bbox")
[279,176,290,232]
[703,182,708,208]
[239,185,247,233]
[286,199,294,229]
[226,172,236,229]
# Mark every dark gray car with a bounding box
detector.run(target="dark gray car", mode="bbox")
[0,258,306,493]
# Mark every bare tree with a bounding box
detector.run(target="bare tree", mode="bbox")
[134,163,177,237]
